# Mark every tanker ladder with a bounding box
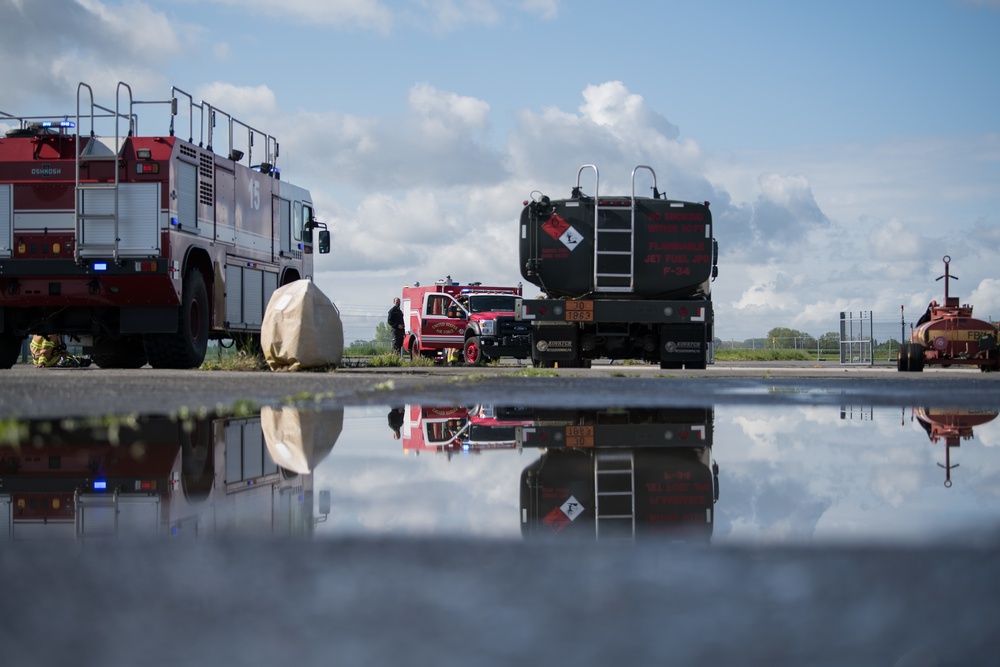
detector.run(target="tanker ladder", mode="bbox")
[594,449,636,541]
[585,164,657,293]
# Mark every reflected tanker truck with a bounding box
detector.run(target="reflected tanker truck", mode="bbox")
[515,407,719,542]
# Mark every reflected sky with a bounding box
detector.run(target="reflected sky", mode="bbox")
[3,403,998,546]
[314,404,1000,546]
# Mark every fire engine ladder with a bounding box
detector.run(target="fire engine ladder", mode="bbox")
[594,450,636,541]
[74,82,133,265]
[75,488,161,537]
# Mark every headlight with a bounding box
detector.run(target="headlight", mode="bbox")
[480,320,496,336]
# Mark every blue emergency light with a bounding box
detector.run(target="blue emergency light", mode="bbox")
[93,262,108,272]
[93,479,107,491]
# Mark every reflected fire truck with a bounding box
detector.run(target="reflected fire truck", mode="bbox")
[913,407,999,487]
[515,407,719,543]
[401,404,532,457]
[0,407,341,540]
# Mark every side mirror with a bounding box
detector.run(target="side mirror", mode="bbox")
[318,230,330,254]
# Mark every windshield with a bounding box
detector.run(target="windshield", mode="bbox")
[467,295,516,313]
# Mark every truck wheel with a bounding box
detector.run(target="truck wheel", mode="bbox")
[464,337,485,366]
[92,335,148,369]
[144,268,210,369]
[0,334,24,369]
[908,343,925,372]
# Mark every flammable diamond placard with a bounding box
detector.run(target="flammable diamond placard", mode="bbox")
[542,213,582,252]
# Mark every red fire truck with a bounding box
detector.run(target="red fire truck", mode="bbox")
[0,80,330,369]
[400,404,531,457]
[0,407,341,540]
[401,279,530,364]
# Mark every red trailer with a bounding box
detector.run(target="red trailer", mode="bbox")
[898,256,999,372]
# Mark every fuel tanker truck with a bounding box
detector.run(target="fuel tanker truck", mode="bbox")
[897,255,999,372]
[516,164,718,368]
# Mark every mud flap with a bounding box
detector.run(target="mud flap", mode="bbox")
[531,323,578,364]
[659,324,707,368]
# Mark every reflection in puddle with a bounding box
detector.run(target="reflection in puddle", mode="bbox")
[0,407,342,540]
[911,407,999,487]
[3,403,998,545]
[397,405,718,542]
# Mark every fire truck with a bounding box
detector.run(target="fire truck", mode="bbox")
[516,407,719,542]
[0,80,330,369]
[401,279,530,364]
[516,164,718,368]
[897,255,999,372]
[400,404,532,457]
[0,407,341,540]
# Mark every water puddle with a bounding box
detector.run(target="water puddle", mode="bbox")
[2,403,997,545]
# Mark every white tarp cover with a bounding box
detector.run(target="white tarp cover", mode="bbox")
[262,279,343,371]
[261,406,344,474]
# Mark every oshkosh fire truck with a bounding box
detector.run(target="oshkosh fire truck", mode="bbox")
[517,164,718,368]
[0,407,341,540]
[401,279,530,364]
[0,80,330,369]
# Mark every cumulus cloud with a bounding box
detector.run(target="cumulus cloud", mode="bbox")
[0,0,191,105]
[194,0,394,33]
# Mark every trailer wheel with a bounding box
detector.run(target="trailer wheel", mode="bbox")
[92,335,148,369]
[145,268,210,369]
[463,336,485,366]
[0,334,24,369]
[897,344,909,371]
[907,343,925,372]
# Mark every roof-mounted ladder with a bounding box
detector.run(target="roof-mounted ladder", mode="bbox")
[594,449,636,541]
[580,165,657,292]
[74,81,133,265]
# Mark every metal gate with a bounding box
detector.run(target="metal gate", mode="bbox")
[840,311,873,365]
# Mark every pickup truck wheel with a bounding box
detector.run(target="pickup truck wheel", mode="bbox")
[464,336,485,366]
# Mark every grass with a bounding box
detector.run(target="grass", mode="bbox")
[714,349,818,362]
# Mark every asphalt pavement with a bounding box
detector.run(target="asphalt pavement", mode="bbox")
[3,361,999,666]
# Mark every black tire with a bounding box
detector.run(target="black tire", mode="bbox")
[92,335,148,369]
[144,268,210,369]
[463,336,485,366]
[0,334,24,369]
[897,344,909,372]
[908,343,925,372]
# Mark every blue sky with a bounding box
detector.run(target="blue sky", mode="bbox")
[3,0,999,342]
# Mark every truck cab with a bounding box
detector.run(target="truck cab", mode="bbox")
[401,281,530,364]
